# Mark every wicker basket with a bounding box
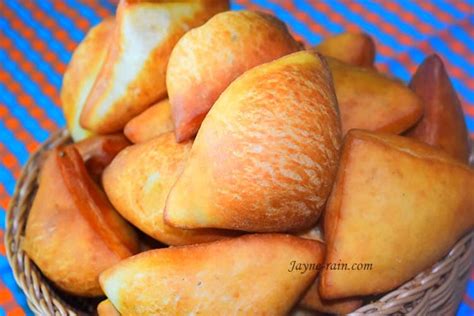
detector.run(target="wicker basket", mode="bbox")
[5,129,474,315]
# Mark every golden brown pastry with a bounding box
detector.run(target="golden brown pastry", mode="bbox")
[124,99,174,144]
[23,146,139,296]
[61,18,114,141]
[165,50,341,232]
[327,57,423,135]
[315,32,375,67]
[300,279,362,314]
[74,134,130,181]
[167,10,301,142]
[103,133,232,245]
[297,225,363,314]
[98,300,121,316]
[80,0,229,133]
[100,234,324,315]
[406,54,470,163]
[320,130,474,299]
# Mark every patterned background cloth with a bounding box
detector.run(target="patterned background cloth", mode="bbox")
[0,0,472,315]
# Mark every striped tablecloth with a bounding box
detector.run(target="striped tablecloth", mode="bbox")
[0,1,472,315]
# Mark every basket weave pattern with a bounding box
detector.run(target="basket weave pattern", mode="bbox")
[5,129,474,315]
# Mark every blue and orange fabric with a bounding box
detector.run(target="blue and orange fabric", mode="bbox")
[0,0,472,315]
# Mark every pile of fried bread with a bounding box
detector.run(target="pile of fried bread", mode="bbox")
[22,0,473,315]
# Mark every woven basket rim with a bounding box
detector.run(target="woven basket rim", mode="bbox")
[4,129,474,315]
